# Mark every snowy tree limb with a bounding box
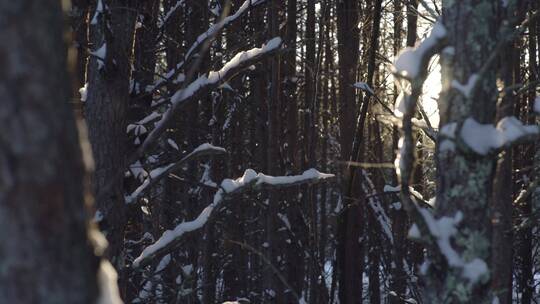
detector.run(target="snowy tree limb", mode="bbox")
[132,168,334,268]
[394,22,446,215]
[95,38,282,204]
[150,0,266,91]
[125,143,226,204]
[134,38,282,164]
[393,22,451,263]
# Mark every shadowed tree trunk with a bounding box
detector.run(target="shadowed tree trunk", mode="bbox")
[336,0,362,302]
[85,0,138,297]
[0,0,101,302]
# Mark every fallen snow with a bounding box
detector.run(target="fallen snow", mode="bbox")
[394,22,446,78]
[461,116,539,154]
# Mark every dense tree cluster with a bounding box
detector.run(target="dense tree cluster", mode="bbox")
[1,0,540,303]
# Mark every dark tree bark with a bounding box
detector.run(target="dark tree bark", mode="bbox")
[336,0,362,302]
[85,0,137,264]
[0,0,100,302]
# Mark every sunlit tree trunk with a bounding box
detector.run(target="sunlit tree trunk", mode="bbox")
[430,0,500,301]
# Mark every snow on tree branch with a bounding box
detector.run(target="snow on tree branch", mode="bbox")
[125,143,226,204]
[159,0,186,27]
[394,22,446,79]
[393,21,447,212]
[392,21,450,264]
[151,0,266,91]
[460,116,539,155]
[183,0,265,61]
[132,168,334,268]
[418,208,488,284]
[96,38,282,207]
[137,37,282,158]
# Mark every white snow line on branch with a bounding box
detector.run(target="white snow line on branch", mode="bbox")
[139,37,282,154]
[125,143,226,204]
[132,168,334,268]
[151,0,266,90]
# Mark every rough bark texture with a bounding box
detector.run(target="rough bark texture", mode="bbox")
[432,0,499,302]
[85,0,137,268]
[0,0,99,302]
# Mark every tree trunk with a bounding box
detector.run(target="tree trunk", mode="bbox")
[430,0,500,301]
[0,0,100,302]
[85,0,137,271]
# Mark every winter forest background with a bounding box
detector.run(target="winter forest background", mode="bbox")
[1,0,540,303]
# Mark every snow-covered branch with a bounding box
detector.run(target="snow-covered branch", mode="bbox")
[132,168,334,268]
[125,143,226,204]
[459,117,539,155]
[438,116,540,155]
[137,38,282,159]
[96,38,282,209]
[151,0,265,91]
[392,22,451,263]
[393,22,447,213]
